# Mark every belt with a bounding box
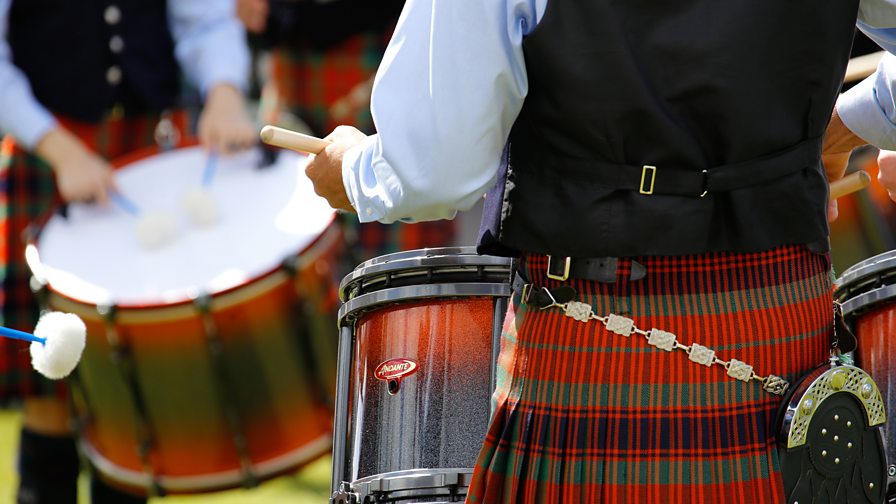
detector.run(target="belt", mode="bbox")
[544,255,646,282]
[526,136,819,197]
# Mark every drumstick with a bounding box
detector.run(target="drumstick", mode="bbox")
[845,51,884,84]
[830,170,871,199]
[0,312,86,380]
[201,151,219,187]
[259,125,330,154]
[260,125,873,201]
[109,190,141,217]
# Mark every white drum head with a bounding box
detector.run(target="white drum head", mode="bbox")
[33,146,335,306]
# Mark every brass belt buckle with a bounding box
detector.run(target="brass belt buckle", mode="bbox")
[639,165,656,195]
[546,256,571,281]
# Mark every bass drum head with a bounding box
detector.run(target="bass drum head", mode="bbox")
[32,145,335,307]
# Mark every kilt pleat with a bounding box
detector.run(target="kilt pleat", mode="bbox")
[468,245,832,503]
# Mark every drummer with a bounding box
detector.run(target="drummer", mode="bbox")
[0,0,254,502]
[305,1,896,502]
[236,0,458,263]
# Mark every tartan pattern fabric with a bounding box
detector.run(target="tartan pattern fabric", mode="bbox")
[271,32,385,136]
[0,113,178,402]
[272,32,457,261]
[468,245,833,503]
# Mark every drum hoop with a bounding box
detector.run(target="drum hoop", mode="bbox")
[839,282,896,317]
[350,468,473,495]
[28,218,341,321]
[350,246,482,270]
[338,282,511,326]
[80,432,332,493]
[339,250,512,300]
[834,250,896,296]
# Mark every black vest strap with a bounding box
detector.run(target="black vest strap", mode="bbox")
[530,137,819,197]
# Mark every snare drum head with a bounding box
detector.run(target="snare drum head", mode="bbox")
[32,146,335,306]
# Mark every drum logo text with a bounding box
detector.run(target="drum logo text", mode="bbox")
[375,358,419,381]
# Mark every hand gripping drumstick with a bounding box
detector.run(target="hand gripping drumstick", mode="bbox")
[845,51,884,84]
[0,312,87,380]
[260,125,873,199]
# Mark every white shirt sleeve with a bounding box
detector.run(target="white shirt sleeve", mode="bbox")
[837,1,896,149]
[0,0,58,149]
[168,0,250,96]
[342,0,546,223]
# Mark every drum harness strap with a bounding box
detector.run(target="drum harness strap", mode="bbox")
[512,271,791,396]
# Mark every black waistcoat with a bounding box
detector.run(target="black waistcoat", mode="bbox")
[478,0,859,258]
[8,0,180,123]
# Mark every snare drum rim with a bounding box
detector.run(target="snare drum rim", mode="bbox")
[338,247,512,301]
[834,249,896,299]
[337,282,511,326]
[348,468,474,496]
[26,143,338,314]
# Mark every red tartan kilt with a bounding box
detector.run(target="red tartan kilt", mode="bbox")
[468,245,833,504]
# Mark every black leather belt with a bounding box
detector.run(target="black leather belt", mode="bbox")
[545,255,646,282]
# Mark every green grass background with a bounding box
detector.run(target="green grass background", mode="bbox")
[0,409,331,503]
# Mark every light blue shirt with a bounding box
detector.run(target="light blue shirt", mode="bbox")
[0,0,250,149]
[344,0,896,225]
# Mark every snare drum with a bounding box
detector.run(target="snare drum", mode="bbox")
[834,250,896,490]
[26,145,342,495]
[331,248,512,503]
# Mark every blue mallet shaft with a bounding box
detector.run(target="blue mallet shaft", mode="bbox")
[0,326,45,345]
[109,191,141,217]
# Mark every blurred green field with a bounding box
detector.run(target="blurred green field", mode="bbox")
[0,409,332,503]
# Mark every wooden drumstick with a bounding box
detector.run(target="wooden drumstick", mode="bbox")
[260,124,873,200]
[259,125,330,154]
[830,170,871,199]
[845,51,884,84]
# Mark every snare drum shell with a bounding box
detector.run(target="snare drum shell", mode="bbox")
[350,297,496,481]
[835,250,896,486]
[334,248,513,497]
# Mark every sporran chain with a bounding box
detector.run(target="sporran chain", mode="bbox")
[538,288,789,396]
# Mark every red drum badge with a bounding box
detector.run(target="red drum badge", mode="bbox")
[375,358,419,394]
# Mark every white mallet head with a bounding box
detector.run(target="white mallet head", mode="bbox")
[180,188,218,227]
[136,210,178,249]
[30,312,87,380]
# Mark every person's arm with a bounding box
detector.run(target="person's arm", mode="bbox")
[306,0,546,223]
[823,3,896,214]
[834,19,896,154]
[168,0,255,152]
[0,0,56,149]
[0,0,116,204]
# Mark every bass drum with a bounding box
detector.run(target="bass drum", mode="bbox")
[27,145,341,495]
